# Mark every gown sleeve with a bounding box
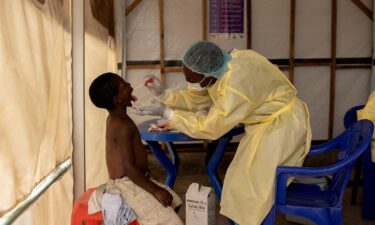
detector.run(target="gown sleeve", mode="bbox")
[170,87,256,140]
[161,87,213,112]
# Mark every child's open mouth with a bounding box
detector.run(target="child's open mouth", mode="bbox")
[131,94,138,105]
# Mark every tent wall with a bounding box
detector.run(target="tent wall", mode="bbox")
[1,1,374,224]
[84,0,118,190]
[124,0,373,139]
[12,170,73,225]
[0,0,73,224]
[82,0,374,189]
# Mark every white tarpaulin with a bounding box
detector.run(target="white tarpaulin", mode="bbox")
[84,0,117,189]
[0,0,73,224]
[1,1,375,224]
[126,0,374,140]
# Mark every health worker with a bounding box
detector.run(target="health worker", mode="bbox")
[358,91,375,162]
[135,41,312,225]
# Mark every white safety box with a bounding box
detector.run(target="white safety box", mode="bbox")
[186,183,215,225]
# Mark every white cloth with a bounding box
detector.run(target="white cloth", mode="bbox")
[101,193,137,225]
[88,177,183,225]
[88,184,106,214]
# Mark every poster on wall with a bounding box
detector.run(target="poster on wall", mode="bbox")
[209,0,244,39]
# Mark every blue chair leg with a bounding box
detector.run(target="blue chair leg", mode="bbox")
[306,208,334,225]
[261,206,275,225]
[278,207,332,225]
[330,207,343,225]
[362,146,375,220]
[350,157,362,205]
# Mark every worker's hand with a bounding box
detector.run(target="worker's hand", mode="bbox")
[156,119,170,128]
[144,75,165,96]
[132,102,165,116]
[153,187,173,207]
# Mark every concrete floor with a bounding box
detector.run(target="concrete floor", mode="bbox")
[148,150,375,225]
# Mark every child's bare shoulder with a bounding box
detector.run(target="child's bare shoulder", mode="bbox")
[107,115,135,136]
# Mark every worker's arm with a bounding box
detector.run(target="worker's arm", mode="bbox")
[170,88,254,140]
[161,87,213,112]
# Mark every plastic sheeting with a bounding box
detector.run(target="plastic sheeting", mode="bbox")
[334,69,371,135]
[295,0,332,58]
[12,169,73,225]
[125,0,374,140]
[337,0,372,57]
[82,2,375,188]
[0,0,73,223]
[294,67,331,139]
[126,0,160,61]
[84,0,117,189]
[252,0,290,58]
[251,0,373,139]
[1,1,374,224]
[164,0,204,59]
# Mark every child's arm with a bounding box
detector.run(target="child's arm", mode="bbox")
[117,125,173,207]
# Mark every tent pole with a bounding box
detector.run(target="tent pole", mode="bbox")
[72,0,85,199]
[0,160,72,225]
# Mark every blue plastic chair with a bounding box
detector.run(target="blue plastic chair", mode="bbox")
[343,105,364,205]
[344,105,375,220]
[343,105,364,129]
[262,120,374,225]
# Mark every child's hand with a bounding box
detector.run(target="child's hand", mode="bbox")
[148,173,159,181]
[153,187,173,207]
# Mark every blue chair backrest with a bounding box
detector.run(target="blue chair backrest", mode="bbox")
[340,105,365,161]
[329,120,373,205]
[343,105,365,129]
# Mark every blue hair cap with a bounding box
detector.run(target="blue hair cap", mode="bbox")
[182,41,231,78]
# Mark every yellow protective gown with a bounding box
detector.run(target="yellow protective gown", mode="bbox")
[357,91,375,162]
[162,50,311,225]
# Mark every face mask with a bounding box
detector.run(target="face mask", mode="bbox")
[188,76,212,91]
[188,82,205,91]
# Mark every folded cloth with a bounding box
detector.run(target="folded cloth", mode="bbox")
[88,184,106,214]
[101,192,137,225]
[89,177,183,225]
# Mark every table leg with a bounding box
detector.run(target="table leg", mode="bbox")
[146,141,177,188]
[206,136,231,200]
[205,140,219,165]
[165,142,180,173]
[206,137,236,225]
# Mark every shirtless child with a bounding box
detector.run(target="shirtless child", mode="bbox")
[89,72,183,224]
